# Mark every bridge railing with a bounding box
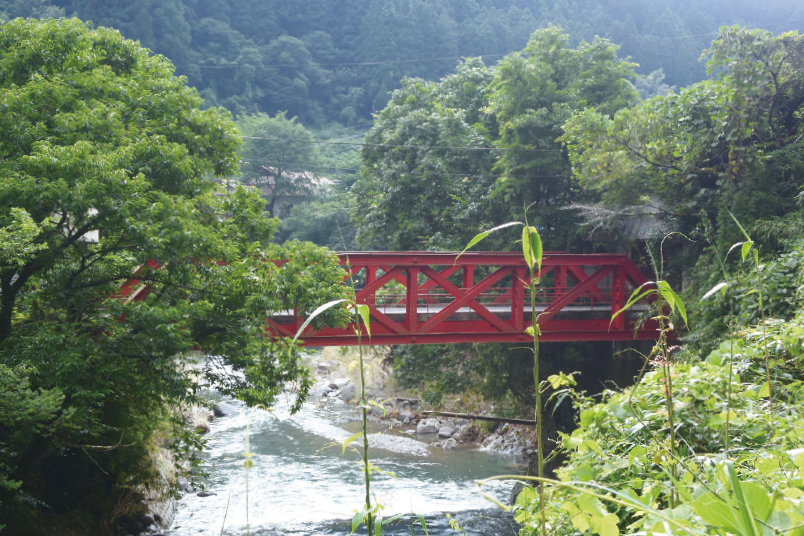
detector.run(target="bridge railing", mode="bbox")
[269,251,661,346]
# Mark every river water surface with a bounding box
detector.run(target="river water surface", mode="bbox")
[170,392,523,536]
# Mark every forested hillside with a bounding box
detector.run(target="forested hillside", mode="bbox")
[3,0,801,124]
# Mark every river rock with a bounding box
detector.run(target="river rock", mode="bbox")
[441,438,458,449]
[138,514,155,527]
[317,361,334,372]
[333,378,351,388]
[177,476,189,491]
[339,383,357,402]
[438,425,456,438]
[399,411,411,424]
[143,525,158,533]
[310,385,332,398]
[213,402,235,417]
[416,418,439,434]
[454,418,470,426]
[196,491,217,497]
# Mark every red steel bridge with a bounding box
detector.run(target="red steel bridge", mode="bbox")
[271,251,659,346]
[116,252,660,346]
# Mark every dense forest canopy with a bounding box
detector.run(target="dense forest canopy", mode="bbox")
[2,0,801,124]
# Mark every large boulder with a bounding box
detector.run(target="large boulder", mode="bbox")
[438,425,456,438]
[339,383,358,402]
[416,418,440,434]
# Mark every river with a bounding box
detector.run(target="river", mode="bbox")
[169,391,524,535]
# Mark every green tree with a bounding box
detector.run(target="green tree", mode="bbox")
[0,19,346,531]
[237,111,325,216]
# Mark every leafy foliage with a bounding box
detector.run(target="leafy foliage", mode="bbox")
[0,19,347,531]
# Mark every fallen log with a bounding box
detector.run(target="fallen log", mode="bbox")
[421,410,536,426]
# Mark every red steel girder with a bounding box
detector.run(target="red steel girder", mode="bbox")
[289,251,660,346]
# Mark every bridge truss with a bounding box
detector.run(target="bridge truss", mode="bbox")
[267,252,659,346]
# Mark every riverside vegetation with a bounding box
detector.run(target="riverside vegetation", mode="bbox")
[1,9,804,536]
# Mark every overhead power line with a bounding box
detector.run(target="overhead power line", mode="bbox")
[186,20,804,70]
[238,158,567,179]
[239,136,561,152]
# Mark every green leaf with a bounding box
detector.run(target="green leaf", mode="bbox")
[368,399,387,416]
[342,431,362,454]
[691,493,741,534]
[457,221,522,259]
[728,210,752,241]
[701,282,728,301]
[356,303,372,338]
[416,514,429,535]
[758,380,770,398]
[293,298,349,343]
[521,226,543,272]
[374,515,383,536]
[611,286,656,325]
[352,508,368,533]
[741,240,754,262]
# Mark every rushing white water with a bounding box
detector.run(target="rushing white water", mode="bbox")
[169,393,523,535]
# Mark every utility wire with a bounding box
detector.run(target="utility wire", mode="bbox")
[240,136,561,152]
[186,20,804,70]
[238,158,567,179]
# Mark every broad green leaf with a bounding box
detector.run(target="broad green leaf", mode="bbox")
[342,431,362,454]
[522,226,543,272]
[457,221,522,259]
[352,508,368,533]
[758,380,770,398]
[741,240,754,262]
[691,493,741,534]
[374,515,383,536]
[571,513,591,533]
[589,513,620,536]
[740,482,772,522]
[293,298,349,343]
[515,485,536,507]
[356,303,372,338]
[701,282,728,301]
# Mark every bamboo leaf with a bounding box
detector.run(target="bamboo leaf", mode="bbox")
[728,210,752,241]
[701,282,728,301]
[356,303,372,338]
[342,431,362,454]
[352,508,368,534]
[374,515,383,536]
[724,460,761,536]
[670,288,688,327]
[522,226,543,272]
[368,399,387,416]
[457,221,522,260]
[416,514,429,535]
[741,241,753,262]
[611,287,656,325]
[293,299,349,343]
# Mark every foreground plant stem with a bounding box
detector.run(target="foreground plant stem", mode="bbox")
[529,269,545,535]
